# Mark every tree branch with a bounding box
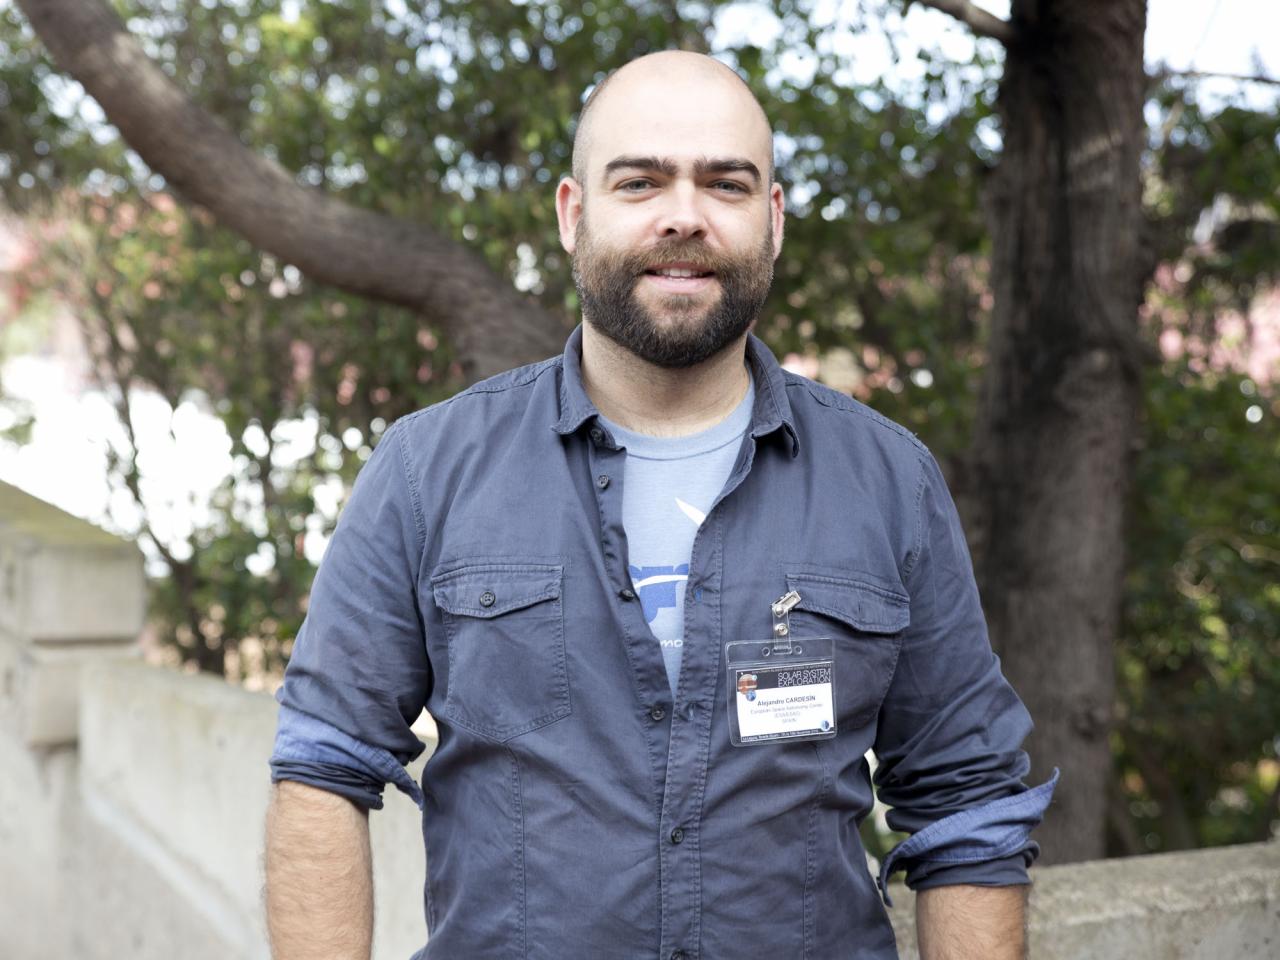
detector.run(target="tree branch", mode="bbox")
[915,0,1015,45]
[16,0,568,381]
[1156,67,1280,88]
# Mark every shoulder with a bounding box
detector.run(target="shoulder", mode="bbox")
[390,355,562,436]
[781,369,929,460]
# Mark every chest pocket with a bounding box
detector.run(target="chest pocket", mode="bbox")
[432,561,570,742]
[784,569,910,728]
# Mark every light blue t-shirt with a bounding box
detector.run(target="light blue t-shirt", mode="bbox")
[598,376,756,697]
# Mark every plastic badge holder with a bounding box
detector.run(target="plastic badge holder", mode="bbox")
[726,590,837,747]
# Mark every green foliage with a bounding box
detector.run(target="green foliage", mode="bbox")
[1146,86,1280,319]
[738,34,1001,458]
[1118,359,1280,852]
[19,183,460,678]
[1104,82,1280,853]
[1,1,1276,849]
[0,5,131,210]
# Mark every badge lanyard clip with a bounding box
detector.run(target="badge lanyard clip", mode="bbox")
[769,590,802,652]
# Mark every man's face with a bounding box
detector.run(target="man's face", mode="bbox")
[570,205,775,368]
[557,56,785,368]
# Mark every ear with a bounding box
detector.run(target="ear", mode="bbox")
[556,177,584,254]
[769,181,785,261]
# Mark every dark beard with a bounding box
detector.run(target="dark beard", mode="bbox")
[572,219,775,369]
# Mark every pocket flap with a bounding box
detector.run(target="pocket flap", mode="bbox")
[784,570,910,633]
[432,562,562,618]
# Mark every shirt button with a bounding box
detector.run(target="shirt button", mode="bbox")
[596,474,610,489]
[618,587,636,601]
[589,427,604,444]
[670,827,685,845]
[479,590,496,607]
[671,951,687,960]
[649,705,665,722]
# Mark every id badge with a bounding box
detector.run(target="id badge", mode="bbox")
[726,591,837,747]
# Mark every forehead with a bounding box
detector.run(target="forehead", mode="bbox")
[584,70,772,180]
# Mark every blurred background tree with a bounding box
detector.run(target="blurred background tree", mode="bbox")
[1,0,1275,861]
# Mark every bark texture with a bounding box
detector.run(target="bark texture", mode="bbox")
[968,0,1149,863]
[16,0,567,381]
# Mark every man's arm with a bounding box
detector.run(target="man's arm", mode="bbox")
[264,780,374,960]
[873,450,1056,899]
[916,884,1027,960]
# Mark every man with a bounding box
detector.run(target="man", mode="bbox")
[265,51,1056,960]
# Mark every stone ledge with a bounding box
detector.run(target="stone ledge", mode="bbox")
[0,482,145,644]
[17,641,142,746]
[885,839,1280,959]
[0,483,126,549]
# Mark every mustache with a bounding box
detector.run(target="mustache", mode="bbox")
[622,241,743,277]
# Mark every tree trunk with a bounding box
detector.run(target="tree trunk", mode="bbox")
[968,0,1149,864]
[16,0,566,381]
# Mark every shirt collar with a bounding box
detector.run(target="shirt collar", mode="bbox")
[552,325,599,437]
[552,325,800,458]
[744,331,801,458]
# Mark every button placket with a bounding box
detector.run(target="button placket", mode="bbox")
[657,502,730,960]
[589,438,669,709]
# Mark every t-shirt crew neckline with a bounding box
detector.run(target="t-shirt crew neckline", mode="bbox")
[596,373,756,461]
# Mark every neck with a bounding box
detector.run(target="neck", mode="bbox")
[580,323,753,437]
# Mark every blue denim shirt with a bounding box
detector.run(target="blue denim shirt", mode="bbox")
[270,326,1057,959]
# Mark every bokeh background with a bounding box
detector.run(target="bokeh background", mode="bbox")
[1,0,1277,872]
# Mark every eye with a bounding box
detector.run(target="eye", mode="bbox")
[618,179,654,192]
[712,180,749,194]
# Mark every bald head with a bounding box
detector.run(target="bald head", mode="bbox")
[570,51,775,187]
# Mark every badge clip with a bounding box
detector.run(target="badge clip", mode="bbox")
[766,590,802,655]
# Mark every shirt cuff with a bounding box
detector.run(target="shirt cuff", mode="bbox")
[268,702,426,810]
[270,759,387,810]
[906,848,1035,892]
[877,768,1059,907]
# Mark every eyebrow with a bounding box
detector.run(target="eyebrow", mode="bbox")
[603,156,678,179]
[602,155,762,186]
[694,157,762,185]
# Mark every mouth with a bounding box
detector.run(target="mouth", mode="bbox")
[642,261,717,293]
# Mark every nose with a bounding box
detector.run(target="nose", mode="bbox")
[655,182,708,241]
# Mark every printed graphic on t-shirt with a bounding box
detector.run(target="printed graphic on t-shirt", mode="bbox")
[629,495,705,626]
[630,563,690,623]
[675,497,706,525]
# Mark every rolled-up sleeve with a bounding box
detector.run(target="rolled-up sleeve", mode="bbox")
[872,451,1056,904]
[268,418,431,811]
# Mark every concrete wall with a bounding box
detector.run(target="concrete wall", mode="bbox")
[0,482,145,960]
[886,841,1280,959]
[2,481,1278,959]
[73,658,432,960]
[0,482,435,960]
